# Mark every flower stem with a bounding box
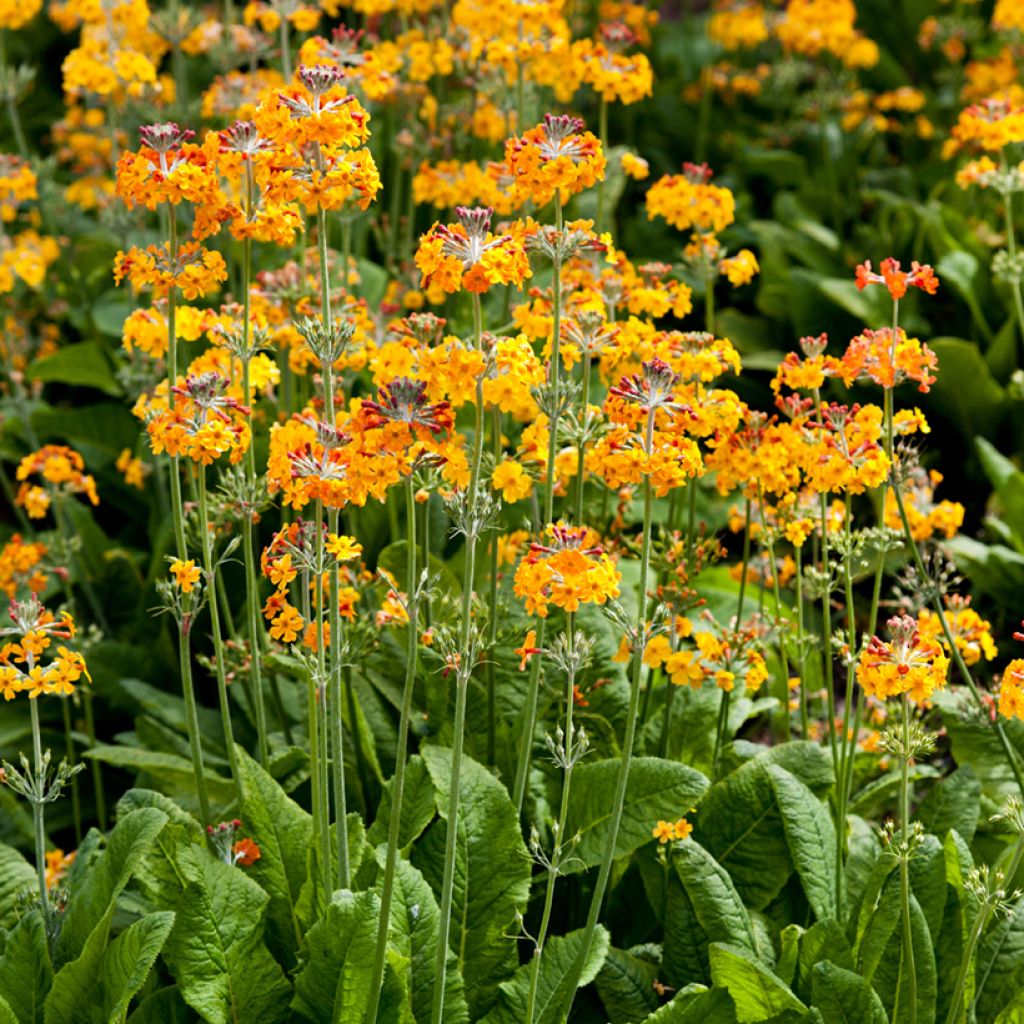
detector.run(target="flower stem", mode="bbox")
[558,412,656,1019]
[180,612,211,824]
[365,475,419,1024]
[899,693,918,1024]
[197,469,240,794]
[29,698,48,913]
[795,543,809,737]
[431,298,488,1024]
[486,407,502,767]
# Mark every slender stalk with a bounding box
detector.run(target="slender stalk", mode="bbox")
[197,470,240,790]
[312,498,332,896]
[557,410,656,1019]
[29,698,48,912]
[365,476,419,1024]
[795,543,809,737]
[575,348,592,524]
[0,30,28,159]
[59,700,81,845]
[431,299,488,1024]
[998,154,1024,354]
[898,694,918,1024]
[513,196,564,813]
[596,99,608,234]
[82,689,105,829]
[279,17,292,80]
[486,407,502,767]
[713,497,750,777]
[179,611,212,823]
[525,613,579,1024]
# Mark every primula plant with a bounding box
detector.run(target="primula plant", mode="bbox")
[7,2,1024,1024]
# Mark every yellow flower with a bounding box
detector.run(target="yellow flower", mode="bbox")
[170,559,201,593]
[492,461,533,503]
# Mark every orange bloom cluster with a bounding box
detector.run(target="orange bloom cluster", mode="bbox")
[0,534,48,598]
[505,113,606,207]
[856,614,949,704]
[0,600,90,701]
[855,258,939,301]
[645,162,735,235]
[513,524,621,617]
[15,445,99,519]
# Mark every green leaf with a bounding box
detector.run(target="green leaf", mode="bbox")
[0,998,19,1024]
[976,898,1024,1022]
[871,896,936,1024]
[367,754,437,850]
[565,757,709,872]
[235,746,310,966]
[917,767,981,843]
[48,911,175,1024]
[594,946,659,1023]
[414,746,530,1018]
[0,843,39,933]
[378,541,460,597]
[28,342,120,396]
[795,921,852,1005]
[638,985,737,1023]
[126,987,191,1024]
[480,926,610,1024]
[672,841,756,955]
[767,765,837,921]
[810,962,887,1024]
[0,911,51,1024]
[708,943,806,1023]
[162,845,292,1024]
[56,808,168,966]
[977,437,1024,549]
[291,890,379,1024]
[386,858,469,1024]
[925,338,1006,438]
[853,859,901,984]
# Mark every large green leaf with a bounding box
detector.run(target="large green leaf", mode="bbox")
[976,898,1024,1023]
[595,946,659,1023]
[479,926,610,1024]
[0,843,38,933]
[637,986,737,1023]
[0,911,51,1024]
[162,844,291,1024]
[291,890,379,1024]
[56,808,168,966]
[810,962,887,1024]
[235,746,311,966]
[414,746,530,1018]
[767,765,836,921]
[366,754,437,850]
[46,911,175,1024]
[672,841,756,955]
[565,757,709,872]
[917,767,981,843]
[976,437,1024,549]
[386,858,469,1024]
[925,338,1005,438]
[28,342,120,397]
[708,943,806,1023]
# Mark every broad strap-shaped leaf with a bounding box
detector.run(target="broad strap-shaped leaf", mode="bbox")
[291,890,379,1024]
[672,841,756,954]
[115,788,201,829]
[0,843,39,934]
[811,961,886,1024]
[0,997,19,1024]
[414,746,530,1018]
[56,808,168,966]
[853,854,900,983]
[480,926,610,1024]
[917,767,981,843]
[908,834,947,940]
[367,754,437,851]
[0,911,51,1024]
[162,845,291,1024]
[975,895,1024,1022]
[871,896,937,1024]
[125,987,191,1024]
[708,943,806,1023]
[594,946,659,1023]
[565,757,709,872]
[936,831,974,1023]
[794,920,852,1005]
[386,858,469,1024]
[767,765,836,921]
[235,746,311,966]
[46,911,175,1024]
[637,985,737,1023]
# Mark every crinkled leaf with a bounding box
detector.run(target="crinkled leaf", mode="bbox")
[56,808,168,966]
[672,840,756,955]
[565,757,709,872]
[0,911,51,1024]
[595,946,659,1023]
[367,754,437,850]
[708,943,806,1023]
[414,746,530,1018]
[811,961,887,1024]
[0,843,38,934]
[480,926,610,1024]
[235,746,310,966]
[768,765,837,921]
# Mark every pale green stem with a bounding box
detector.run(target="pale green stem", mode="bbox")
[899,694,918,1024]
[364,475,418,1024]
[431,297,488,1024]
[29,697,48,913]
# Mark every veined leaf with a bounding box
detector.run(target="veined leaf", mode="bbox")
[595,946,660,1023]
[917,767,981,843]
[0,843,38,934]
[768,765,837,921]
[672,840,756,954]
[480,926,610,1024]
[708,943,806,1022]
[565,757,709,872]
[811,961,887,1024]
[414,746,530,1018]
[0,911,51,1024]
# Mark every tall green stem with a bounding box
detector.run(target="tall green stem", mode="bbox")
[513,198,563,814]
[486,407,502,767]
[898,694,918,1024]
[557,410,656,1019]
[431,298,488,1024]
[596,99,608,234]
[197,469,240,791]
[29,697,48,913]
[312,498,332,896]
[365,476,419,1024]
